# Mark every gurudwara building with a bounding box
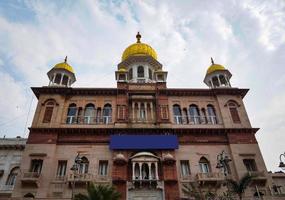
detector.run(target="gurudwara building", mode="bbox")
[11,33,280,200]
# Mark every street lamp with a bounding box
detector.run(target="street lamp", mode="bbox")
[278,152,285,170]
[70,153,82,199]
[216,150,232,176]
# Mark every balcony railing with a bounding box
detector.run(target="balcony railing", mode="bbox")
[67,173,93,182]
[66,116,112,125]
[21,171,41,187]
[173,116,218,125]
[0,185,14,191]
[196,172,224,182]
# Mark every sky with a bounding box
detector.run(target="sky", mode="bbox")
[0,0,285,172]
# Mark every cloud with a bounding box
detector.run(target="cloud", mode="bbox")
[0,0,284,171]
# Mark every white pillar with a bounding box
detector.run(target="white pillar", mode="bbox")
[60,73,64,85]
[132,102,135,121]
[137,103,141,121]
[67,77,71,87]
[210,79,214,88]
[52,73,56,84]
[155,162,159,180]
[144,102,148,121]
[217,75,222,87]
[148,163,152,180]
[139,163,142,180]
[150,102,154,120]
[132,162,135,180]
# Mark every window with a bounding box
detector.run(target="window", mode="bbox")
[199,157,210,173]
[103,104,112,124]
[129,68,133,80]
[54,73,61,84]
[137,66,144,78]
[180,160,190,176]
[219,75,227,86]
[148,68,152,80]
[43,101,55,123]
[117,105,125,120]
[30,159,43,174]
[228,101,241,123]
[119,74,126,81]
[56,160,67,177]
[79,157,89,174]
[62,75,69,85]
[157,74,163,81]
[98,161,108,176]
[243,159,257,171]
[142,163,149,180]
[173,105,182,124]
[84,104,95,124]
[189,105,200,124]
[66,103,77,124]
[6,167,19,186]
[212,76,219,87]
[207,105,217,124]
[160,105,168,119]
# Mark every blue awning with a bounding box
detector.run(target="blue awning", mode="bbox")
[110,135,178,150]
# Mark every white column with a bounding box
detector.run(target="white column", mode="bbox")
[150,102,154,120]
[209,79,214,88]
[144,102,148,121]
[67,77,71,87]
[139,163,142,180]
[132,162,135,180]
[148,163,152,180]
[52,73,56,84]
[132,102,135,121]
[137,103,141,121]
[217,75,222,87]
[60,73,64,85]
[155,162,159,180]
[144,66,148,80]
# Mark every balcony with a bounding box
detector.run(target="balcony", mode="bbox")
[128,180,162,189]
[196,172,224,186]
[247,171,267,186]
[95,175,111,183]
[173,116,219,125]
[52,175,66,183]
[0,185,14,192]
[180,175,195,182]
[66,116,112,125]
[21,171,41,187]
[67,173,93,185]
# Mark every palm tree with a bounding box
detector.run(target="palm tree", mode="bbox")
[74,183,121,200]
[226,174,253,200]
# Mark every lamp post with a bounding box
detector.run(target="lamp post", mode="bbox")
[278,152,285,170]
[216,150,232,176]
[70,153,82,200]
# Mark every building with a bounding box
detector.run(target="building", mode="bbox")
[11,33,277,199]
[0,137,26,199]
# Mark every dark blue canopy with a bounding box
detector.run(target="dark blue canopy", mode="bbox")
[110,135,178,150]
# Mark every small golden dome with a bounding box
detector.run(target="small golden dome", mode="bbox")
[122,32,157,61]
[53,56,74,73]
[206,58,226,74]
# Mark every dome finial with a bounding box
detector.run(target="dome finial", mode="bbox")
[211,57,214,65]
[136,32,141,43]
[64,56,67,63]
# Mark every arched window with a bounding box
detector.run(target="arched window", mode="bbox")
[207,105,217,124]
[140,103,146,121]
[66,103,77,124]
[228,101,241,123]
[151,163,156,180]
[142,163,149,180]
[219,75,227,86]
[134,163,140,179]
[6,167,19,186]
[43,101,55,123]
[84,104,95,124]
[148,68,153,80]
[129,68,133,80]
[137,66,144,78]
[173,104,182,124]
[212,76,219,87]
[189,105,200,124]
[199,157,210,173]
[103,104,112,124]
[24,193,35,199]
[79,157,89,174]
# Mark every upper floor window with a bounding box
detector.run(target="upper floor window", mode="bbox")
[6,167,19,186]
[30,159,43,174]
[43,101,55,123]
[160,105,169,119]
[207,105,217,124]
[98,160,108,176]
[180,160,190,177]
[129,68,133,80]
[79,157,89,174]
[243,159,257,172]
[103,104,112,124]
[56,160,67,177]
[199,157,210,173]
[189,104,200,124]
[84,104,95,124]
[137,66,144,78]
[173,104,182,124]
[66,103,77,124]
[228,101,241,123]
[140,103,146,120]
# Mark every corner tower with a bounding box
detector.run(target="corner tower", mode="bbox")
[47,56,76,87]
[115,32,167,83]
[204,58,232,88]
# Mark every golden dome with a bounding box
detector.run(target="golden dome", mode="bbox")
[206,58,226,74]
[122,32,157,61]
[53,57,74,73]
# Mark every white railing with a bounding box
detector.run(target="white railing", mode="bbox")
[0,185,14,191]
[196,172,224,180]
[173,116,218,125]
[66,116,112,125]
[68,173,93,182]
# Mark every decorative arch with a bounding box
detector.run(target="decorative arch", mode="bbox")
[225,100,241,123]
[24,193,35,198]
[137,66,144,78]
[173,104,182,124]
[79,156,89,174]
[66,103,77,124]
[84,103,95,124]
[103,104,112,124]
[199,157,210,173]
[189,104,200,124]
[6,166,20,186]
[42,99,58,123]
